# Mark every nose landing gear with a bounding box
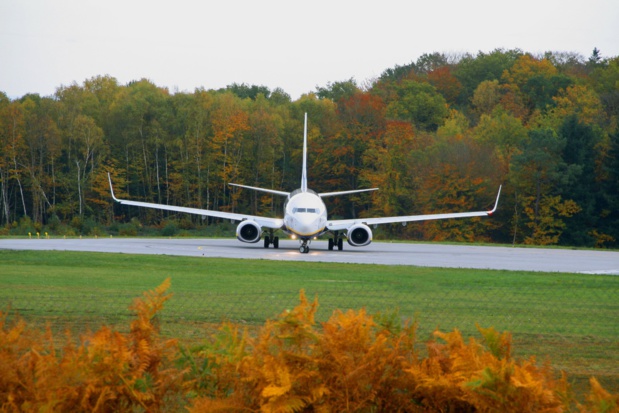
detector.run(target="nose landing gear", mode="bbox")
[299,239,310,254]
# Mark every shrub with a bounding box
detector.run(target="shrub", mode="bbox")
[1,286,617,412]
[186,292,618,412]
[11,216,35,236]
[118,223,138,236]
[161,221,179,237]
[47,214,61,231]
[0,279,183,412]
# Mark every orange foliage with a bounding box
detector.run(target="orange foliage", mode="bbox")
[428,66,463,104]
[418,163,493,242]
[0,278,183,412]
[523,195,582,245]
[187,291,617,413]
[2,287,618,412]
[502,55,558,87]
[552,85,604,126]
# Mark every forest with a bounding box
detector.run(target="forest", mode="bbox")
[1,48,618,247]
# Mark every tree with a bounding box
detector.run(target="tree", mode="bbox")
[71,115,104,216]
[427,66,462,104]
[471,80,502,116]
[557,115,602,246]
[500,54,567,118]
[587,47,604,71]
[108,79,171,212]
[316,78,360,102]
[378,62,416,84]
[551,85,604,127]
[209,94,250,212]
[474,110,527,178]
[415,52,449,74]
[0,100,28,224]
[543,51,587,78]
[437,109,470,139]
[522,195,581,245]
[362,120,418,222]
[244,96,284,214]
[222,83,271,100]
[597,129,619,246]
[385,81,448,131]
[418,162,493,242]
[21,96,61,224]
[590,57,619,129]
[510,128,572,244]
[269,88,292,105]
[453,49,523,104]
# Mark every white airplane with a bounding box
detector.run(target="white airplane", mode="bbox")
[109,113,501,253]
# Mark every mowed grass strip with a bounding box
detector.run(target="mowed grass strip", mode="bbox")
[1,249,617,336]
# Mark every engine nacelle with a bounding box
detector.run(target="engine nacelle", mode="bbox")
[236,220,262,243]
[346,223,373,247]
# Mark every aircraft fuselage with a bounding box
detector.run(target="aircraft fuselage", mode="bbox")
[283,189,328,239]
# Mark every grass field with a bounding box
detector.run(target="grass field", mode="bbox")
[1,248,618,393]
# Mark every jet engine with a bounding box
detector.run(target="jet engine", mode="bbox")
[236,220,262,243]
[346,223,372,247]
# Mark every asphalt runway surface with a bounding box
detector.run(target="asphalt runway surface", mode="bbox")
[1,237,618,274]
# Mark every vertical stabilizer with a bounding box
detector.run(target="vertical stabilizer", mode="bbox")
[301,112,308,192]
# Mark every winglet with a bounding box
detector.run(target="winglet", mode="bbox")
[108,173,120,202]
[487,185,502,215]
[301,112,308,193]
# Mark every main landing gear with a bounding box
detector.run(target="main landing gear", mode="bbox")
[327,231,344,251]
[263,230,279,249]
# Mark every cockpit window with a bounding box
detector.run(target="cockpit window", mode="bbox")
[293,207,318,214]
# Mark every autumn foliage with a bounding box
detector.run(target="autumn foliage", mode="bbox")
[0,279,183,412]
[2,49,619,248]
[1,281,618,412]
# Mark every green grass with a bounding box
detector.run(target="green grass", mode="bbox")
[1,249,618,393]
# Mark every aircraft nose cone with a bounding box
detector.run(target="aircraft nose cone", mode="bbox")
[294,215,324,236]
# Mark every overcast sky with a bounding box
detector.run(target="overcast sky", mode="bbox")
[2,0,618,100]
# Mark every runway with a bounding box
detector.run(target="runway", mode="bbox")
[1,237,618,274]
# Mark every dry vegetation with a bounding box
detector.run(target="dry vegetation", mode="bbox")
[1,280,617,412]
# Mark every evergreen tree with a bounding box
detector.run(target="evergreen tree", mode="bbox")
[558,115,600,246]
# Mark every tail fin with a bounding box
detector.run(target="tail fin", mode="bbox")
[301,112,308,192]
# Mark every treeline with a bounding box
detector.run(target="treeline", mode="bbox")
[1,48,618,247]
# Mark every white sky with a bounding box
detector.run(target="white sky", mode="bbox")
[1,0,618,100]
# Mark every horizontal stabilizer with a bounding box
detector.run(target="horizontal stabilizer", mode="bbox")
[319,188,379,198]
[228,183,290,197]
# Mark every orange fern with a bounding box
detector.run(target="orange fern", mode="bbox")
[0,278,183,412]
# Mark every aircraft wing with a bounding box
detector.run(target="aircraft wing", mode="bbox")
[326,186,501,231]
[108,174,284,229]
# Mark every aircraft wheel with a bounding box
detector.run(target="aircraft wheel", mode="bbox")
[328,238,334,251]
[264,236,270,248]
[337,238,343,251]
[273,237,279,249]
